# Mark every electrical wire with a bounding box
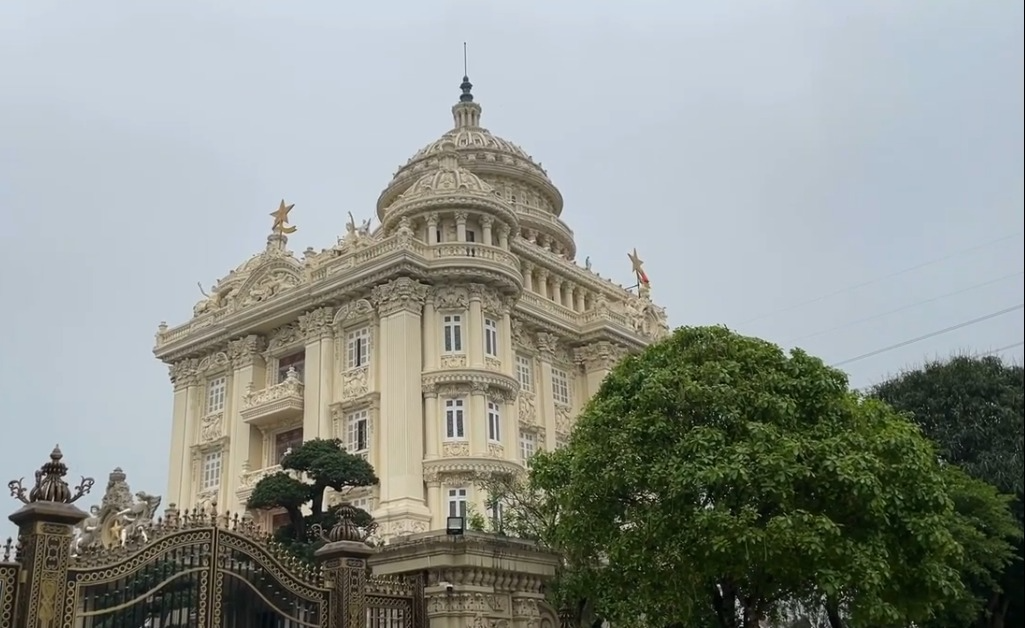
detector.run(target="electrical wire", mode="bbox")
[973,342,1025,358]
[739,232,1023,325]
[830,304,1025,367]
[785,271,1024,345]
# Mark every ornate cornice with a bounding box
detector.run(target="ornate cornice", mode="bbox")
[574,341,629,372]
[422,458,523,484]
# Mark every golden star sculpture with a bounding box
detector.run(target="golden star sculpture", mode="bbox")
[628,248,650,288]
[270,199,297,235]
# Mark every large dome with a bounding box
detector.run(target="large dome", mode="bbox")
[377,76,564,219]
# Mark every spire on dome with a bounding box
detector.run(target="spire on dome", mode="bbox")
[452,43,482,128]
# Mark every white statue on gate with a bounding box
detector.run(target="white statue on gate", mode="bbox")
[116,492,162,546]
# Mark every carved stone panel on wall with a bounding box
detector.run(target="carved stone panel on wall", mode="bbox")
[341,366,369,399]
[432,286,469,310]
[200,412,223,442]
[442,441,470,458]
[518,393,537,425]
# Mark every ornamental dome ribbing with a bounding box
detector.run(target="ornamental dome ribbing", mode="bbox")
[381,140,519,232]
[377,75,564,219]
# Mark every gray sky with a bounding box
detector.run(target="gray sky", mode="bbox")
[1,1,1022,537]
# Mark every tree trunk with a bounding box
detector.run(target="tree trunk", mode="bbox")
[310,483,325,518]
[712,584,737,628]
[288,506,305,540]
[825,603,845,628]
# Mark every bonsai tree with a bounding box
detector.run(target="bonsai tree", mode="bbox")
[247,438,377,561]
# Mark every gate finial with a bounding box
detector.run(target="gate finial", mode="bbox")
[8,445,95,505]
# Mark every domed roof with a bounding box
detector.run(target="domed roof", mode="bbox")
[399,141,496,201]
[378,75,562,217]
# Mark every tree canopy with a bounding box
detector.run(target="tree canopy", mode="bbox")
[531,326,1001,628]
[247,437,377,562]
[872,356,1024,628]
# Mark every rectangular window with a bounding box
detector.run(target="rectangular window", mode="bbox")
[274,427,303,464]
[515,355,533,392]
[484,318,499,358]
[346,409,369,456]
[447,487,468,519]
[351,496,370,513]
[519,431,537,462]
[206,377,226,414]
[200,450,222,491]
[435,228,443,243]
[442,315,463,353]
[466,230,476,243]
[445,398,466,440]
[277,351,305,383]
[551,368,571,406]
[487,399,501,442]
[346,327,371,369]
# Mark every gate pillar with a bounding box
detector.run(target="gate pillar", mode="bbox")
[315,505,374,628]
[6,446,94,628]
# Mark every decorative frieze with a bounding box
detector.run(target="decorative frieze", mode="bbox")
[432,286,469,310]
[197,351,230,377]
[333,298,375,327]
[169,358,200,388]
[440,355,467,369]
[267,323,303,353]
[442,441,470,458]
[575,341,629,372]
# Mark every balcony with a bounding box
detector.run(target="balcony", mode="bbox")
[428,243,522,287]
[240,368,304,427]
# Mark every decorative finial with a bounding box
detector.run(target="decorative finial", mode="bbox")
[460,42,473,103]
[270,199,297,235]
[8,445,95,505]
[628,248,650,290]
[312,503,370,544]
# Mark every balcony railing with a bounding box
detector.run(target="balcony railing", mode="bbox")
[239,368,304,426]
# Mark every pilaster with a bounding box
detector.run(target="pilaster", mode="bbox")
[424,385,440,459]
[424,295,440,371]
[300,306,335,440]
[226,334,265,512]
[536,333,560,452]
[574,341,628,398]
[166,358,197,506]
[180,374,203,507]
[370,278,431,526]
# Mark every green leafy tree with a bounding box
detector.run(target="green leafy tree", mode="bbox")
[247,438,377,562]
[533,326,974,628]
[872,356,1024,628]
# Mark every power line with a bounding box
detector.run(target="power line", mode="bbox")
[973,341,1025,358]
[830,303,1025,367]
[739,232,1023,325]
[785,271,1024,345]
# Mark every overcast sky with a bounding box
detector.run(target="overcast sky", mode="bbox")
[1,1,1022,537]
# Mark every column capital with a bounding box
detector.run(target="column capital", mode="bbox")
[228,334,267,369]
[454,211,469,224]
[371,277,428,316]
[535,333,560,361]
[299,306,336,342]
[169,358,201,389]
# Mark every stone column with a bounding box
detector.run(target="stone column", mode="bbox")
[8,447,92,628]
[470,382,488,457]
[550,277,563,305]
[427,212,440,244]
[424,293,440,371]
[165,358,198,507]
[300,307,335,440]
[536,333,560,452]
[226,335,265,512]
[480,216,494,246]
[425,471,443,529]
[574,287,585,312]
[536,269,549,300]
[370,278,431,527]
[521,262,534,291]
[498,224,510,249]
[500,299,515,379]
[467,284,485,368]
[424,385,440,460]
[455,211,468,242]
[314,509,374,628]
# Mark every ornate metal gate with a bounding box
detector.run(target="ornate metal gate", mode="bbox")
[70,517,330,628]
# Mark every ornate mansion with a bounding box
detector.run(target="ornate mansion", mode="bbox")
[153,75,670,539]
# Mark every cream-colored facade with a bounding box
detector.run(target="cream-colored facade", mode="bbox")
[153,76,670,540]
